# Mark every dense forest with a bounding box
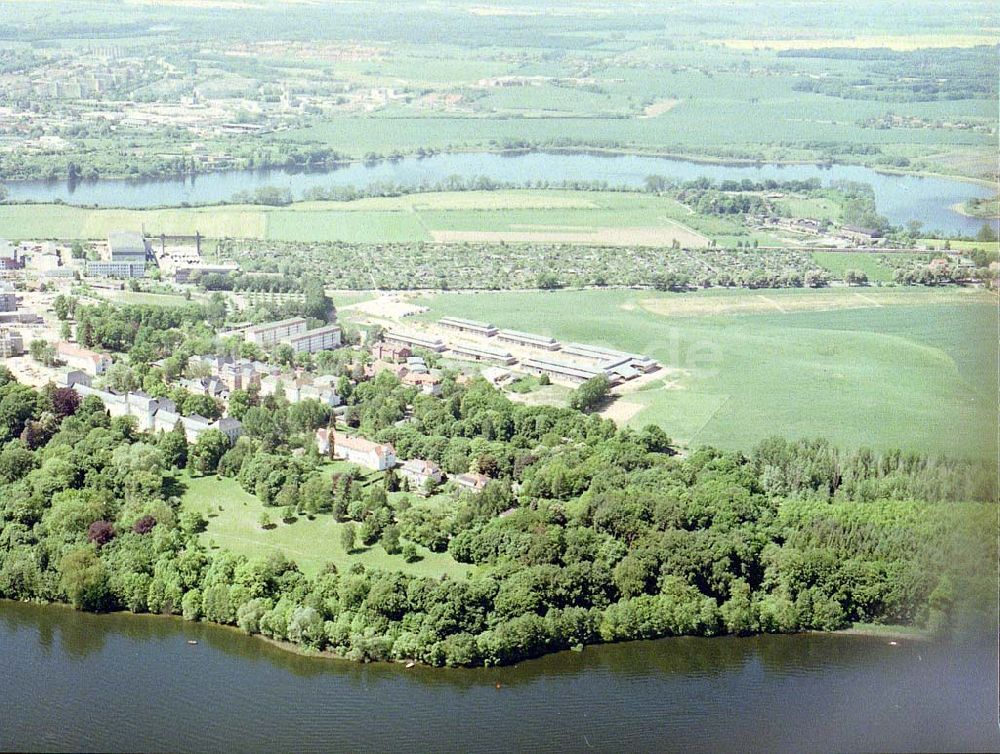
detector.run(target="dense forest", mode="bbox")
[0,366,993,667]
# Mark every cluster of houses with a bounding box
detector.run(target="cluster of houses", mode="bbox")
[62,371,242,444]
[367,347,444,396]
[171,353,342,407]
[315,428,491,494]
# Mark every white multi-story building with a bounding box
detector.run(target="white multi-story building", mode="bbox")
[284,323,342,354]
[0,282,16,312]
[316,429,396,471]
[0,328,24,357]
[57,342,113,376]
[245,317,309,348]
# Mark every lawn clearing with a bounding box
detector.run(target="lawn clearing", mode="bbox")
[178,472,474,580]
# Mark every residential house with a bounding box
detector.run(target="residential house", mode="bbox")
[56,341,113,375]
[399,459,443,492]
[402,371,442,396]
[316,428,396,471]
[453,472,491,493]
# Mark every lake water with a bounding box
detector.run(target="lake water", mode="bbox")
[4,152,997,237]
[2,601,997,753]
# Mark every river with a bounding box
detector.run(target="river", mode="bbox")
[4,152,997,237]
[1,601,997,753]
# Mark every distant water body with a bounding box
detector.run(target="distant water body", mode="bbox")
[4,151,997,237]
[1,601,998,753]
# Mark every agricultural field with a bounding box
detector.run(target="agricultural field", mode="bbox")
[415,286,998,462]
[178,472,474,580]
[0,191,737,245]
[0,204,268,241]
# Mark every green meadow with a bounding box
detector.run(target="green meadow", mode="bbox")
[416,286,998,462]
[178,472,473,580]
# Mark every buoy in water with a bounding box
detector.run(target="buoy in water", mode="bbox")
[495,683,502,690]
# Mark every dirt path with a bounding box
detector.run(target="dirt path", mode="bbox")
[599,398,645,425]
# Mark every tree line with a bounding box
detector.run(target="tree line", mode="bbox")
[0,365,992,666]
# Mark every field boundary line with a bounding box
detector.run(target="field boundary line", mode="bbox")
[688,393,733,445]
[853,292,884,307]
[659,216,710,243]
[757,295,787,313]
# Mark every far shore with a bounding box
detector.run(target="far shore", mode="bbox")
[951,201,1000,220]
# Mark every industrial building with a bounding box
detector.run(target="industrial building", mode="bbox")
[561,342,659,375]
[88,231,150,278]
[522,356,605,385]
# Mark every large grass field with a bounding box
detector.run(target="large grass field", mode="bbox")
[178,472,474,580]
[415,286,998,463]
[0,190,740,245]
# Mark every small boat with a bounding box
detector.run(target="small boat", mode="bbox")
[405,661,416,668]
[888,641,898,646]
[187,640,198,645]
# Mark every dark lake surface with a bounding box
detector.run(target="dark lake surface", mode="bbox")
[2,601,997,753]
[4,151,997,236]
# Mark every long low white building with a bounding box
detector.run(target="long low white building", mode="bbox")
[497,329,561,351]
[439,317,499,337]
[384,330,447,353]
[448,342,517,366]
[521,357,604,385]
[57,341,113,376]
[561,342,658,372]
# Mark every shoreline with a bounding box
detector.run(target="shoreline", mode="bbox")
[0,598,938,669]
[950,200,1000,220]
[1,145,994,194]
[828,623,935,642]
